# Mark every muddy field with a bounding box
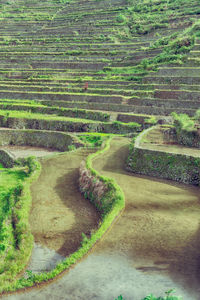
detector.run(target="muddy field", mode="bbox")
[30,148,100,258]
[3,138,200,300]
[92,137,200,299]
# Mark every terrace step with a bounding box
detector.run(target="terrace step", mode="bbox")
[116,113,158,124]
[154,89,200,101]
[0,90,123,103]
[142,76,200,85]
[0,84,136,96]
[3,80,200,93]
[128,97,200,110]
[0,0,199,138]
[41,100,196,116]
[155,67,200,77]
[0,42,150,51]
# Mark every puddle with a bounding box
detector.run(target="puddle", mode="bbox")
[27,243,65,273]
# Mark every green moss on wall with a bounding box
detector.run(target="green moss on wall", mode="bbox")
[127,146,200,186]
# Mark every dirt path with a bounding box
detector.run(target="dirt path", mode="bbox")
[3,138,200,300]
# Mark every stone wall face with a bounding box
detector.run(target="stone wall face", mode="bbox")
[127,127,200,186]
[0,116,141,135]
[176,129,200,148]
[0,129,82,151]
[0,150,15,168]
[127,147,200,185]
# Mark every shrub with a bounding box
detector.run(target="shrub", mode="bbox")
[171,112,195,132]
[194,109,200,121]
[116,14,127,24]
[116,290,182,300]
[26,156,37,175]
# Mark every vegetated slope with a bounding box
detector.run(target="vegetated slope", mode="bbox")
[0,0,200,295]
[0,0,199,130]
[0,166,26,257]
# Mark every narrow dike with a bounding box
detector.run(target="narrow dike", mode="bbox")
[28,148,100,272]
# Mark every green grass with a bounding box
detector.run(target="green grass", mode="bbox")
[0,110,141,132]
[172,112,196,132]
[99,0,200,80]
[116,289,182,299]
[0,158,41,290]
[0,103,111,122]
[0,168,26,193]
[0,168,26,252]
[0,109,98,123]
[78,134,105,147]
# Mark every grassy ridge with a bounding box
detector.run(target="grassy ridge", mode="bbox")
[0,102,111,122]
[0,158,41,289]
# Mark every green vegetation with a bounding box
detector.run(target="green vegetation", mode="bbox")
[78,134,105,147]
[0,0,199,296]
[0,158,41,289]
[127,129,200,185]
[195,109,200,121]
[99,0,200,80]
[171,111,200,147]
[0,109,141,135]
[103,30,195,80]
[0,102,111,122]
[116,289,182,299]
[172,112,196,132]
[0,109,102,123]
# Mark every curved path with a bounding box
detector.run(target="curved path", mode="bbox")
[3,138,200,300]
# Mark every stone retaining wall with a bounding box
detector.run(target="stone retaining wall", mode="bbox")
[0,149,15,168]
[127,128,200,186]
[0,116,141,134]
[0,129,83,151]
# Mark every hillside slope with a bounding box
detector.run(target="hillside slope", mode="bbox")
[0,0,199,128]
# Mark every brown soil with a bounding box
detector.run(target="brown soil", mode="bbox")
[93,137,200,296]
[30,148,100,256]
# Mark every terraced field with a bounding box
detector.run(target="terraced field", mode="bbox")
[0,0,199,127]
[0,0,200,298]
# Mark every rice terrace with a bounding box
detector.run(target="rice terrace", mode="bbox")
[0,0,200,299]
